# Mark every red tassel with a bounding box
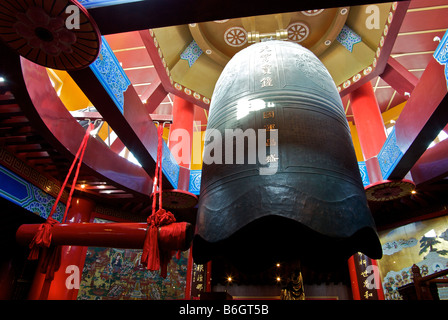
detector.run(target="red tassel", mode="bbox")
[141,224,160,271]
[141,208,177,277]
[141,124,186,278]
[40,246,62,281]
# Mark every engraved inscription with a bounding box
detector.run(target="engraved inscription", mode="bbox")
[264,123,276,131]
[260,77,273,87]
[258,45,274,88]
[266,153,279,163]
[266,138,277,147]
[263,111,275,119]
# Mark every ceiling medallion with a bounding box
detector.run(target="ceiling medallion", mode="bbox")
[301,9,324,16]
[224,27,248,47]
[365,180,416,202]
[287,22,310,43]
[0,0,101,71]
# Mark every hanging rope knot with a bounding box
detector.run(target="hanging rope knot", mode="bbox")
[26,122,94,284]
[140,122,183,278]
[141,208,177,276]
[27,123,94,262]
[28,216,59,260]
[149,208,176,227]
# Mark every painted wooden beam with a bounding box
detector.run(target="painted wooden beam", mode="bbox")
[0,43,152,197]
[380,57,419,98]
[144,79,169,114]
[411,135,448,186]
[139,30,210,110]
[337,1,410,97]
[377,57,448,180]
[68,66,180,189]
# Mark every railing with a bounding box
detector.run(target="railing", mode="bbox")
[398,264,448,300]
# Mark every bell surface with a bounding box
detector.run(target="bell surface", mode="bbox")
[193,41,382,271]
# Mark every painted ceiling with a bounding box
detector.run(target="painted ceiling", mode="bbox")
[91,0,448,133]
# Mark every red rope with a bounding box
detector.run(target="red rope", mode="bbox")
[141,124,178,277]
[28,123,94,262]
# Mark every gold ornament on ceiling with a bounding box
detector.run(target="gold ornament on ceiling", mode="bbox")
[189,7,349,68]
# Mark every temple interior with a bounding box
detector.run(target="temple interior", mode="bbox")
[1,0,448,301]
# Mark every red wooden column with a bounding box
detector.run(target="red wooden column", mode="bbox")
[348,253,384,300]
[0,260,15,299]
[27,197,95,300]
[168,96,195,169]
[350,82,387,184]
[168,97,196,284]
[348,82,386,300]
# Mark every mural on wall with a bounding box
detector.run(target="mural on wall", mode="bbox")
[378,215,448,300]
[77,218,189,300]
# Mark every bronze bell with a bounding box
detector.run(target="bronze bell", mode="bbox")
[193,40,382,271]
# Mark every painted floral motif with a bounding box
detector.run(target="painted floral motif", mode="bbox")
[377,127,403,179]
[358,162,370,187]
[180,40,203,67]
[162,142,180,188]
[13,6,76,56]
[336,25,362,52]
[0,164,66,221]
[90,37,131,113]
[24,188,65,221]
[434,29,448,89]
[189,170,202,195]
[301,9,324,16]
[224,27,248,47]
[287,22,310,43]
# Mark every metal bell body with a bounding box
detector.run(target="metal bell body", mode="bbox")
[193,41,382,270]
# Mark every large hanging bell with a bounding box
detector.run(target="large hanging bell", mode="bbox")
[193,41,382,271]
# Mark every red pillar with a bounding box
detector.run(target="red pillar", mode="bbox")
[348,82,387,300]
[348,253,384,300]
[350,82,387,160]
[168,96,195,169]
[0,260,15,299]
[348,256,361,300]
[27,197,95,300]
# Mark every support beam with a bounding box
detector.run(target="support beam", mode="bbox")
[139,30,210,110]
[338,1,410,97]
[70,111,173,123]
[411,137,448,186]
[386,57,448,180]
[143,79,168,114]
[0,45,152,197]
[169,96,194,168]
[69,63,177,189]
[380,57,419,98]
[350,82,387,160]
